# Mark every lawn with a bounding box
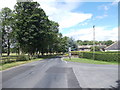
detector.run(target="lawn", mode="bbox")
[64,58,118,65]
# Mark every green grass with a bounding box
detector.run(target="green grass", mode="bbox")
[0,54,59,71]
[2,53,28,56]
[0,58,43,71]
[64,58,118,65]
[1,53,61,71]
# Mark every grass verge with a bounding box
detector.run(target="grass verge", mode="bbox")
[64,58,118,65]
[0,58,43,71]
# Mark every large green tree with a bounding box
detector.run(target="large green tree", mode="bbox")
[68,38,78,51]
[14,2,64,56]
[0,1,70,56]
[14,2,48,55]
[0,7,13,56]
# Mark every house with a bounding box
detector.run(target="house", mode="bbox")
[78,45,106,51]
[78,45,91,51]
[105,41,120,51]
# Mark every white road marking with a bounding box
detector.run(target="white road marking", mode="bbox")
[61,58,67,64]
[64,61,67,64]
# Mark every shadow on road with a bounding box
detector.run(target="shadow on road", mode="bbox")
[37,55,62,59]
[116,80,120,89]
[109,80,120,90]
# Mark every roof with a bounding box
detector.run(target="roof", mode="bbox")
[105,41,120,50]
[78,45,91,49]
[78,45,106,49]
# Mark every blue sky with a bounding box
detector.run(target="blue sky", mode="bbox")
[68,2,117,28]
[0,0,118,41]
[61,2,118,33]
[57,2,118,41]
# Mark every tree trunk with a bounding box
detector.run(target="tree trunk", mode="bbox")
[7,39,10,56]
[41,52,44,56]
[19,47,22,55]
[41,48,44,56]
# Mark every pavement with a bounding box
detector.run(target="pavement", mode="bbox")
[67,61,118,88]
[0,57,119,88]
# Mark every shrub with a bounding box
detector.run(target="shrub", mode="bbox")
[94,53,118,62]
[63,53,69,56]
[70,51,79,55]
[104,51,120,53]
[90,46,100,51]
[16,55,30,61]
[30,55,37,59]
[83,52,93,59]
[79,52,119,62]
[71,51,86,55]
[79,52,83,58]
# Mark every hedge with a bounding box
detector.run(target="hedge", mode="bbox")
[79,52,119,62]
[104,51,120,53]
[16,55,30,61]
[71,51,87,55]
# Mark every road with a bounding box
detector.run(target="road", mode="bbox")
[1,57,119,88]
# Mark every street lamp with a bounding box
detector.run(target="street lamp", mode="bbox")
[93,25,95,60]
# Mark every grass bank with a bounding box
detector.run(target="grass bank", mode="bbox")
[0,54,57,71]
[1,54,60,71]
[0,58,43,71]
[64,58,118,65]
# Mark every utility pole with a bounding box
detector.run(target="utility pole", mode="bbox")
[68,47,71,60]
[93,25,95,60]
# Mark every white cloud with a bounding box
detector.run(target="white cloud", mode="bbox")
[96,14,108,19]
[104,6,109,10]
[98,1,118,12]
[98,5,109,11]
[0,0,92,29]
[0,0,117,42]
[37,0,92,29]
[111,0,119,5]
[80,21,89,26]
[64,27,118,41]
[59,13,92,28]
[0,0,16,10]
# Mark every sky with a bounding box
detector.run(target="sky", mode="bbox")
[0,0,119,41]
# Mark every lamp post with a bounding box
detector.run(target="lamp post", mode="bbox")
[93,25,95,60]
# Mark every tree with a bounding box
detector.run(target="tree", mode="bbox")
[105,40,114,46]
[90,46,100,51]
[14,2,64,56]
[14,2,49,55]
[60,36,69,53]
[39,20,59,55]
[77,40,83,45]
[68,38,78,51]
[1,1,76,57]
[0,7,13,56]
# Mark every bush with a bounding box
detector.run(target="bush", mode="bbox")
[63,53,69,57]
[79,52,83,58]
[16,55,30,61]
[71,51,86,55]
[30,56,37,59]
[90,46,100,51]
[79,52,119,62]
[104,51,120,53]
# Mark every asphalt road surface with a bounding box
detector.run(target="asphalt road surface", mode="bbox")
[0,57,118,88]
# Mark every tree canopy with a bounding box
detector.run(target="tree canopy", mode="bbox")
[1,1,71,56]
[77,40,114,46]
[0,7,13,56]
